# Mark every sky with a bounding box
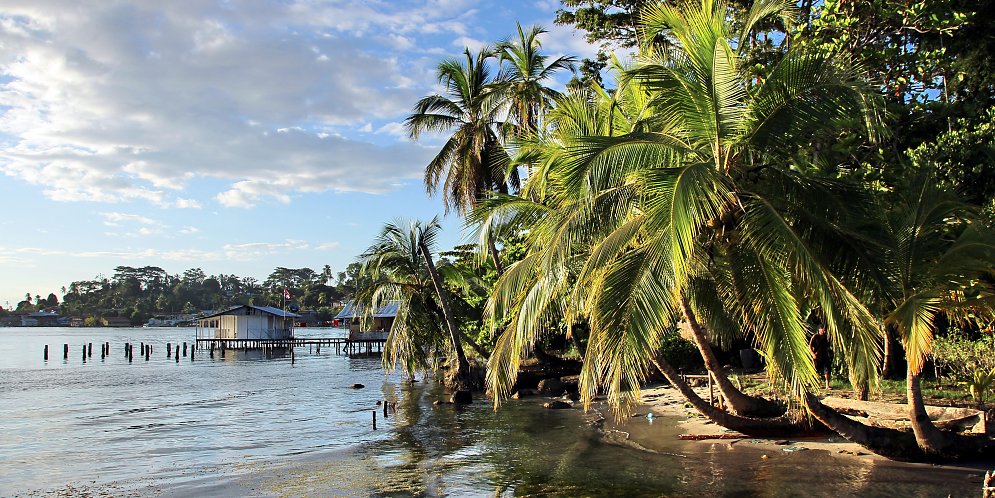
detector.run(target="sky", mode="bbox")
[0,0,604,309]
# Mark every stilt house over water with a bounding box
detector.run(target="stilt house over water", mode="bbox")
[195,305,300,341]
[334,300,397,341]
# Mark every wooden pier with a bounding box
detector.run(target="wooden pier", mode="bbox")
[195,337,385,355]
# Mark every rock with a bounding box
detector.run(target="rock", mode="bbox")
[512,388,537,399]
[562,391,580,402]
[761,454,769,460]
[544,400,572,409]
[433,399,452,405]
[351,383,365,389]
[774,440,790,445]
[451,390,473,405]
[537,378,565,396]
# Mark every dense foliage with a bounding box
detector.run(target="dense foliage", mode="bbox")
[10,264,359,325]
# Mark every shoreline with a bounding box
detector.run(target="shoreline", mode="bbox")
[601,382,993,474]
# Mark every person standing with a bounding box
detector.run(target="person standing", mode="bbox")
[809,326,831,389]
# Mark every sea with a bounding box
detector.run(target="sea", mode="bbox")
[0,327,985,497]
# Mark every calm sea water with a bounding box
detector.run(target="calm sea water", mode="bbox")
[0,327,985,497]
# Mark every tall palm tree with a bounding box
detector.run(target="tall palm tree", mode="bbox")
[496,23,577,140]
[357,218,472,391]
[406,48,518,274]
[481,0,886,423]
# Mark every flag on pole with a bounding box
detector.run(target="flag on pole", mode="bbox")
[283,288,292,300]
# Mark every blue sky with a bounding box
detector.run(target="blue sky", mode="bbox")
[0,0,604,308]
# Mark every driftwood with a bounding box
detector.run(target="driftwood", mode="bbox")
[678,433,746,440]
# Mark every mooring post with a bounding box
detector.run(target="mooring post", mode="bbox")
[82,345,86,363]
[167,343,172,358]
[383,400,388,419]
[191,347,195,361]
[44,345,49,361]
[64,343,69,360]
[175,351,179,363]
[183,342,187,357]
[372,410,377,430]
[101,345,105,360]
[88,343,92,357]
[128,345,133,363]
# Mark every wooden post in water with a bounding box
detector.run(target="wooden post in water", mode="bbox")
[191,347,195,361]
[101,345,105,360]
[128,344,133,363]
[372,410,377,430]
[383,400,388,419]
[88,343,92,357]
[64,344,69,360]
[82,345,86,363]
[44,345,49,361]
[176,350,180,363]
[167,343,172,358]
[183,342,187,357]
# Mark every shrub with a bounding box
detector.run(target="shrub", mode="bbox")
[932,330,995,382]
[659,332,703,372]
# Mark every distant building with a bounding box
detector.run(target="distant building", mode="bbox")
[335,300,396,341]
[104,317,132,327]
[195,305,300,340]
[28,311,62,327]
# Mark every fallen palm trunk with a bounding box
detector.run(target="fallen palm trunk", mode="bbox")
[652,355,823,437]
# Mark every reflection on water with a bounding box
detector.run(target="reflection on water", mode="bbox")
[0,327,985,497]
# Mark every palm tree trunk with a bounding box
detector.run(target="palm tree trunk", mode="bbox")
[802,392,924,461]
[907,366,956,457]
[419,240,470,388]
[650,355,813,436]
[678,295,784,417]
[487,234,504,275]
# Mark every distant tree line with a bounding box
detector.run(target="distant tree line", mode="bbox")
[4,264,366,325]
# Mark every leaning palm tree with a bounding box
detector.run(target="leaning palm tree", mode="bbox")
[357,218,472,391]
[806,175,995,460]
[406,48,518,274]
[482,0,886,426]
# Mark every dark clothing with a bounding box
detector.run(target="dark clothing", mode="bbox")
[810,332,831,374]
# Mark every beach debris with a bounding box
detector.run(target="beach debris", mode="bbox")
[678,433,745,440]
[781,446,807,453]
[761,454,769,460]
[544,400,572,409]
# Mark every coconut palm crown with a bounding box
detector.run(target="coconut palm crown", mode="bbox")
[406,48,519,215]
[480,0,888,415]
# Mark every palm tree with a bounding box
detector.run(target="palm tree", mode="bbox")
[806,174,995,460]
[496,23,576,140]
[357,218,473,392]
[406,48,518,274]
[481,0,886,423]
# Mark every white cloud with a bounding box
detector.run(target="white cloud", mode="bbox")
[315,242,341,250]
[452,36,488,52]
[223,239,311,261]
[100,212,156,226]
[375,122,408,138]
[0,1,437,208]
[179,226,200,234]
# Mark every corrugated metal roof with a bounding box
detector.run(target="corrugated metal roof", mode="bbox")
[334,301,361,319]
[334,300,400,319]
[373,301,400,318]
[199,305,300,320]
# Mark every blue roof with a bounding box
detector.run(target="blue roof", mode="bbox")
[199,305,300,320]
